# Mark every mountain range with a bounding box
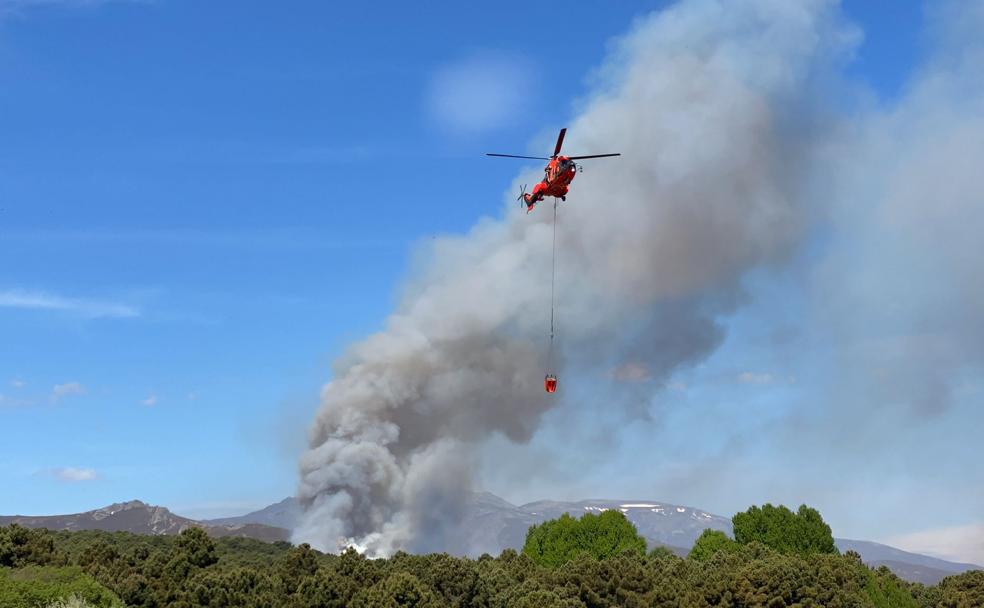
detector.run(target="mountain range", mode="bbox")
[0,499,289,543]
[3,493,979,585]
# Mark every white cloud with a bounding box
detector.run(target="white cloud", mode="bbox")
[10,378,25,389]
[51,381,86,401]
[50,467,99,482]
[141,394,158,406]
[426,51,533,134]
[886,524,984,567]
[0,289,139,319]
[737,371,775,385]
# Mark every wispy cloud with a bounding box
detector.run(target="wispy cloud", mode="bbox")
[0,0,141,18]
[48,467,99,482]
[426,51,534,134]
[886,524,984,567]
[10,378,25,389]
[0,229,399,252]
[0,0,144,8]
[0,392,35,407]
[51,381,86,402]
[737,371,775,385]
[0,289,139,319]
[141,394,158,406]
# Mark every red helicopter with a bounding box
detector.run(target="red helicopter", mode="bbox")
[487,128,620,213]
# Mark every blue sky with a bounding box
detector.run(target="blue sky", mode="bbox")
[0,0,668,517]
[4,0,981,561]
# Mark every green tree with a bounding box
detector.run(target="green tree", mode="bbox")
[732,503,838,556]
[934,570,984,608]
[0,524,62,568]
[647,545,678,560]
[275,543,321,594]
[864,566,919,608]
[522,510,646,567]
[350,571,440,608]
[174,527,217,568]
[688,529,737,562]
[295,567,355,608]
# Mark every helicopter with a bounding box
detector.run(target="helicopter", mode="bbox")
[486,128,620,212]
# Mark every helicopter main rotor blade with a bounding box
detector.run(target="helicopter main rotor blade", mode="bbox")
[486,154,552,160]
[553,128,567,157]
[567,153,621,160]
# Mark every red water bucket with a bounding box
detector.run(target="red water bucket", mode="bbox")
[544,374,558,393]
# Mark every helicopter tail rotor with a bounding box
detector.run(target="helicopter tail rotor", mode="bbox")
[516,184,537,213]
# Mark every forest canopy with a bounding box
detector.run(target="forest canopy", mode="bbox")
[0,503,981,608]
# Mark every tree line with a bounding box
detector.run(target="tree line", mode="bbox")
[1,503,981,607]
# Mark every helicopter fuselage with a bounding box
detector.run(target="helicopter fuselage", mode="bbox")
[528,156,577,205]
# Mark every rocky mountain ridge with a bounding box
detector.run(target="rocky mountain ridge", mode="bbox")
[0,499,289,543]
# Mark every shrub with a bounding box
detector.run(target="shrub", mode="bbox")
[0,566,123,608]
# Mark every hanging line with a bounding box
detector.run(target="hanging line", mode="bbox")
[547,199,558,369]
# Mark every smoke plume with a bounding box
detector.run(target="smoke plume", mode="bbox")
[294,0,852,555]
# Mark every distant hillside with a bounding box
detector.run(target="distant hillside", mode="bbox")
[451,493,724,558]
[6,493,980,585]
[835,539,984,585]
[0,500,196,535]
[209,493,717,557]
[201,492,983,584]
[456,495,981,585]
[0,499,289,543]
[203,496,300,531]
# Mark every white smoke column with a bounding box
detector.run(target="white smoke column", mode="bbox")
[295,0,854,555]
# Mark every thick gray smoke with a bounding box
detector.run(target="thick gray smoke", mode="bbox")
[294,0,851,555]
[816,0,984,420]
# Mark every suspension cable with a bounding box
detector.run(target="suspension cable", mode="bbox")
[548,199,558,368]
